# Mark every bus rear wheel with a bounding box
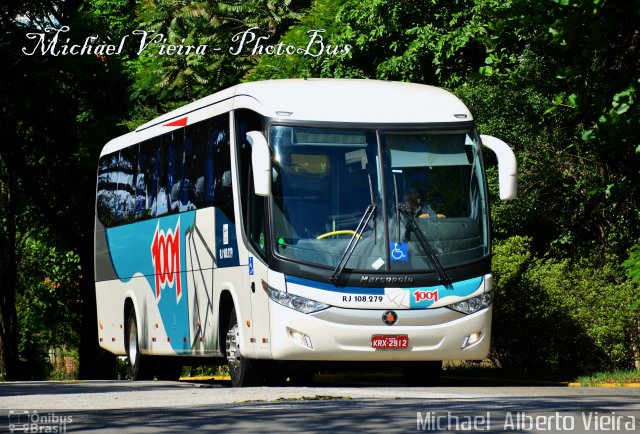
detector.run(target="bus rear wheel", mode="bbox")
[126,309,155,381]
[226,308,262,387]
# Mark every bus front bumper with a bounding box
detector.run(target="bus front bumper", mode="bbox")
[268,303,492,361]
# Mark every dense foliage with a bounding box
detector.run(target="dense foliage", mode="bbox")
[492,236,639,374]
[129,0,309,105]
[17,241,82,379]
[1,0,135,379]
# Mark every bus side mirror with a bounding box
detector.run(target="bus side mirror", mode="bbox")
[247,131,271,197]
[480,134,517,200]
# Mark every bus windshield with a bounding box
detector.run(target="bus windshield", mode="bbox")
[270,125,488,273]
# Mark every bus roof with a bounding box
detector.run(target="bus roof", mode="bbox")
[101,79,473,156]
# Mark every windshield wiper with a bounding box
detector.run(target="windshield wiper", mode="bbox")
[330,204,376,284]
[397,205,451,285]
[330,173,377,284]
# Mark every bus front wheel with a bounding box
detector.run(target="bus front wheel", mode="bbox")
[226,308,262,387]
[126,309,155,381]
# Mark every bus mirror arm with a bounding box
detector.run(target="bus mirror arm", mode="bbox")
[247,131,271,197]
[480,135,517,200]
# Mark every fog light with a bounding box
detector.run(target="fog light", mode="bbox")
[461,331,482,349]
[288,328,313,350]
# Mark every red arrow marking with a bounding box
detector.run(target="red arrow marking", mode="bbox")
[164,116,188,127]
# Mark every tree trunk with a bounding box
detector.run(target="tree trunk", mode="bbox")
[0,143,23,381]
[77,199,116,380]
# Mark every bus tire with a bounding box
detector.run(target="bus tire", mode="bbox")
[126,309,155,381]
[226,307,262,387]
[402,361,442,386]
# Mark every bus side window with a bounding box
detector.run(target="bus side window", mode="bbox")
[211,113,233,220]
[159,130,184,215]
[204,123,217,206]
[140,138,161,217]
[176,136,193,211]
[185,120,208,208]
[97,152,119,227]
[235,109,266,258]
[136,144,148,220]
[118,145,137,224]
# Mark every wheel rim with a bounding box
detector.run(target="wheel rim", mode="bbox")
[128,320,138,366]
[226,323,241,374]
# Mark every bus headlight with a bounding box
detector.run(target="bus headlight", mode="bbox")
[268,287,329,314]
[447,292,492,315]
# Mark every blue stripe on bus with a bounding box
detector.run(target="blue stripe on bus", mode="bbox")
[106,212,195,354]
[285,275,385,295]
[285,275,484,306]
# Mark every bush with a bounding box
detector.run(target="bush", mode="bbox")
[491,236,640,375]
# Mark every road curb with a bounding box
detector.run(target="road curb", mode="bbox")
[568,382,640,388]
[180,374,573,386]
[180,375,230,381]
[178,374,640,388]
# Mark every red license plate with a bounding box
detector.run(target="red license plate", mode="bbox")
[371,335,409,349]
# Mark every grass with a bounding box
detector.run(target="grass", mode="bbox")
[575,370,640,386]
[310,361,574,386]
[183,364,230,377]
[444,363,640,387]
[439,360,572,385]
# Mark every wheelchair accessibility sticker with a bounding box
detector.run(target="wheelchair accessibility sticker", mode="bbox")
[390,242,408,261]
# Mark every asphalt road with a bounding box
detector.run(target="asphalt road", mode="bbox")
[1,380,639,433]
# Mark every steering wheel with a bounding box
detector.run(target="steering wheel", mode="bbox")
[316,230,360,240]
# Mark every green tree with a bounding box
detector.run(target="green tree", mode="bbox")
[129,0,308,106]
[475,0,640,257]
[0,137,23,379]
[624,243,640,367]
[1,0,136,379]
[625,245,640,284]
[16,239,82,379]
[492,237,640,373]
[246,0,343,80]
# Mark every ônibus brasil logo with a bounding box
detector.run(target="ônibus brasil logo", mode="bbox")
[151,218,182,303]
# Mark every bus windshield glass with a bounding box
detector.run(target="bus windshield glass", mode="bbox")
[270,125,488,273]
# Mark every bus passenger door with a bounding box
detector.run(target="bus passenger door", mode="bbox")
[244,182,272,359]
[245,253,271,359]
[235,111,273,359]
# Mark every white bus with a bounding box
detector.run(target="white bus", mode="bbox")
[94,79,517,386]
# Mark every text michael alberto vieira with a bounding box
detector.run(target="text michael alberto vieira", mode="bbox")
[21,26,351,57]
[416,411,636,432]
